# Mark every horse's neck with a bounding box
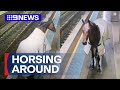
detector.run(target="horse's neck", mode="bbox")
[39,27,47,33]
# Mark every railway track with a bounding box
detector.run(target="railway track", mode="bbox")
[60,11,79,33]
[60,11,85,47]
[60,11,78,27]
[0,11,24,29]
[0,11,36,55]
[61,11,67,16]
[0,11,25,29]
[0,11,32,38]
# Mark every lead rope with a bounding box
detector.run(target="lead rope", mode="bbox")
[43,37,46,53]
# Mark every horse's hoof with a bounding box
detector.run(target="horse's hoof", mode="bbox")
[89,65,94,70]
[97,67,101,72]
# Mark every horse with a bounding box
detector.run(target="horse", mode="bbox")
[82,18,110,73]
[16,20,56,53]
[6,20,56,79]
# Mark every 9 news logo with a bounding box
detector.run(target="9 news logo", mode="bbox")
[5,14,42,21]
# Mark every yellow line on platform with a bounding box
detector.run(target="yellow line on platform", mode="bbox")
[61,34,83,79]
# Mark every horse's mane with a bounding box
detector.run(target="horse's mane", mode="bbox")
[37,20,53,29]
[88,21,101,47]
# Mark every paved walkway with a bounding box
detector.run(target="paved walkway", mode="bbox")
[112,22,120,79]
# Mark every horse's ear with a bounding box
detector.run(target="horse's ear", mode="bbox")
[88,19,92,26]
[88,19,91,23]
[82,19,85,24]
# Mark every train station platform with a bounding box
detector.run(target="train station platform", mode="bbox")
[61,11,120,79]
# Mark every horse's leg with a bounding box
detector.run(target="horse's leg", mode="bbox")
[97,55,101,72]
[99,55,103,73]
[95,48,101,72]
[89,48,95,70]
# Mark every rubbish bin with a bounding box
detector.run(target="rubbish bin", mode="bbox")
[111,11,119,22]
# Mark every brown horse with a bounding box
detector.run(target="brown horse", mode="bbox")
[82,19,101,72]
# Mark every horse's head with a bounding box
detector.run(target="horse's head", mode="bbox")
[40,20,56,33]
[82,19,90,45]
[82,19,100,47]
[48,21,56,32]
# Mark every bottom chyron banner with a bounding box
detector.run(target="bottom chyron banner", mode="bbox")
[4,53,62,76]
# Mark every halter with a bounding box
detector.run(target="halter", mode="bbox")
[43,37,46,53]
